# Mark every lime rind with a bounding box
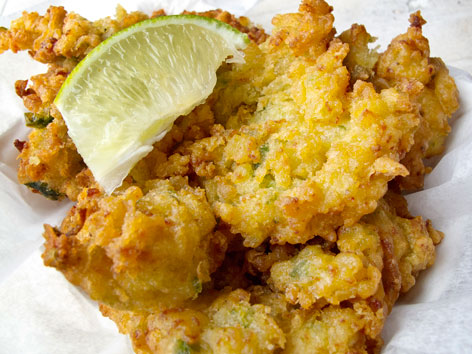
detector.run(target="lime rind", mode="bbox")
[55,15,249,104]
[54,15,249,195]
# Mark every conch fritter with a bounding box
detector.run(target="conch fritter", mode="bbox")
[340,13,459,190]
[184,3,420,247]
[43,177,222,310]
[269,192,441,312]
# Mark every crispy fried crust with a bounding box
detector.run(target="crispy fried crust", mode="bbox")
[338,24,379,84]
[340,12,459,190]
[376,13,459,190]
[0,6,148,63]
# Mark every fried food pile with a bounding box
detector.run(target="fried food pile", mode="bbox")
[0,0,459,353]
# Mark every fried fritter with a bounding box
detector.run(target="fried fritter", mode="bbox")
[363,194,442,298]
[340,13,459,190]
[12,63,90,200]
[268,192,440,312]
[42,177,223,310]
[0,5,148,64]
[376,13,459,190]
[183,1,419,247]
[285,301,384,354]
[269,243,382,309]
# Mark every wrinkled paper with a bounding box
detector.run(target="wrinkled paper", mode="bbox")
[0,1,471,353]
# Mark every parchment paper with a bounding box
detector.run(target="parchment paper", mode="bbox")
[0,1,471,353]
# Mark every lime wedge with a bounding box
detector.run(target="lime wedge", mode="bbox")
[54,15,249,194]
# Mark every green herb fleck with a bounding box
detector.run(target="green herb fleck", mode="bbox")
[167,190,180,202]
[253,143,270,175]
[175,339,192,354]
[25,182,63,200]
[24,112,54,129]
[0,26,7,31]
[259,143,269,157]
[260,174,275,188]
[290,259,308,278]
[338,125,346,130]
[231,306,255,328]
[192,277,202,295]
[218,78,229,86]
[266,194,278,205]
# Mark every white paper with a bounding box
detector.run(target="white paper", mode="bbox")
[1,1,471,353]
